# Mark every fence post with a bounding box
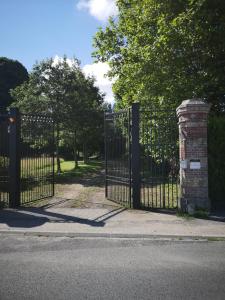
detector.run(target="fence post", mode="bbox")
[131,103,140,209]
[9,108,21,208]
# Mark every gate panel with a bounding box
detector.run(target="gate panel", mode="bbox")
[140,109,179,209]
[105,110,131,207]
[20,114,54,204]
[0,113,9,207]
[105,105,180,210]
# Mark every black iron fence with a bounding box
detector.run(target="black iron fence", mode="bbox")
[0,108,54,208]
[140,109,179,209]
[105,103,179,210]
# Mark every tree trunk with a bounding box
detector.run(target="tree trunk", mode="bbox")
[74,130,78,168]
[56,123,61,174]
[83,143,88,164]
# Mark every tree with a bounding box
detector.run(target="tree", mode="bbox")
[93,0,225,111]
[11,56,104,171]
[0,57,28,109]
[61,73,104,168]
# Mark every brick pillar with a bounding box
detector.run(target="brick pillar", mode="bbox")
[176,99,211,213]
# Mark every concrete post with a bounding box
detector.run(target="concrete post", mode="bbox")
[176,99,211,213]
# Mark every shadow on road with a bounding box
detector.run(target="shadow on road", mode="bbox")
[0,207,127,228]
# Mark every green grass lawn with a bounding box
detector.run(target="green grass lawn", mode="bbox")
[21,157,52,171]
[55,160,103,181]
[19,158,103,178]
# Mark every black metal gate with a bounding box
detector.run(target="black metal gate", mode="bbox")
[20,113,55,205]
[105,103,179,210]
[0,108,54,208]
[104,108,132,207]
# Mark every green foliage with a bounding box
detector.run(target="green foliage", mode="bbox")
[11,56,103,170]
[176,209,209,220]
[10,56,105,169]
[176,211,194,220]
[208,114,225,208]
[193,209,209,219]
[0,57,28,108]
[93,0,225,111]
[11,57,87,120]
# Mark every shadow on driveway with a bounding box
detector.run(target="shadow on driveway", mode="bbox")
[0,207,127,228]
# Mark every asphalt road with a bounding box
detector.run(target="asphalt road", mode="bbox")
[0,235,225,300]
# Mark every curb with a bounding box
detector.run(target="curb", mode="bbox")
[0,230,225,241]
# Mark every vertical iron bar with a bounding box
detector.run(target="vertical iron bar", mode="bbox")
[104,112,108,198]
[52,119,55,197]
[131,103,140,209]
[147,115,150,208]
[162,145,166,209]
[150,114,154,207]
[128,108,132,208]
[9,108,21,208]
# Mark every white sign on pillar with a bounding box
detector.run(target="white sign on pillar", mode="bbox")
[190,159,201,170]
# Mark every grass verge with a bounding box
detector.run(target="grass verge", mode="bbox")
[176,209,210,220]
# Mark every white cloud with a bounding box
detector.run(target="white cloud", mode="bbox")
[52,55,77,68]
[83,62,114,104]
[77,0,118,22]
[51,57,114,104]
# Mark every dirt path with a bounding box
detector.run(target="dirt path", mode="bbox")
[28,170,120,209]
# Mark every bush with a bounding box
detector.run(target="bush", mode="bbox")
[208,114,225,209]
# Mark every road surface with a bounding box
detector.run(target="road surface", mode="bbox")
[0,235,225,300]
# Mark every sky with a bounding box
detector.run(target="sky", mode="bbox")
[0,0,118,103]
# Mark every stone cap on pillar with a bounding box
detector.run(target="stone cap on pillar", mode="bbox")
[176,98,211,120]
